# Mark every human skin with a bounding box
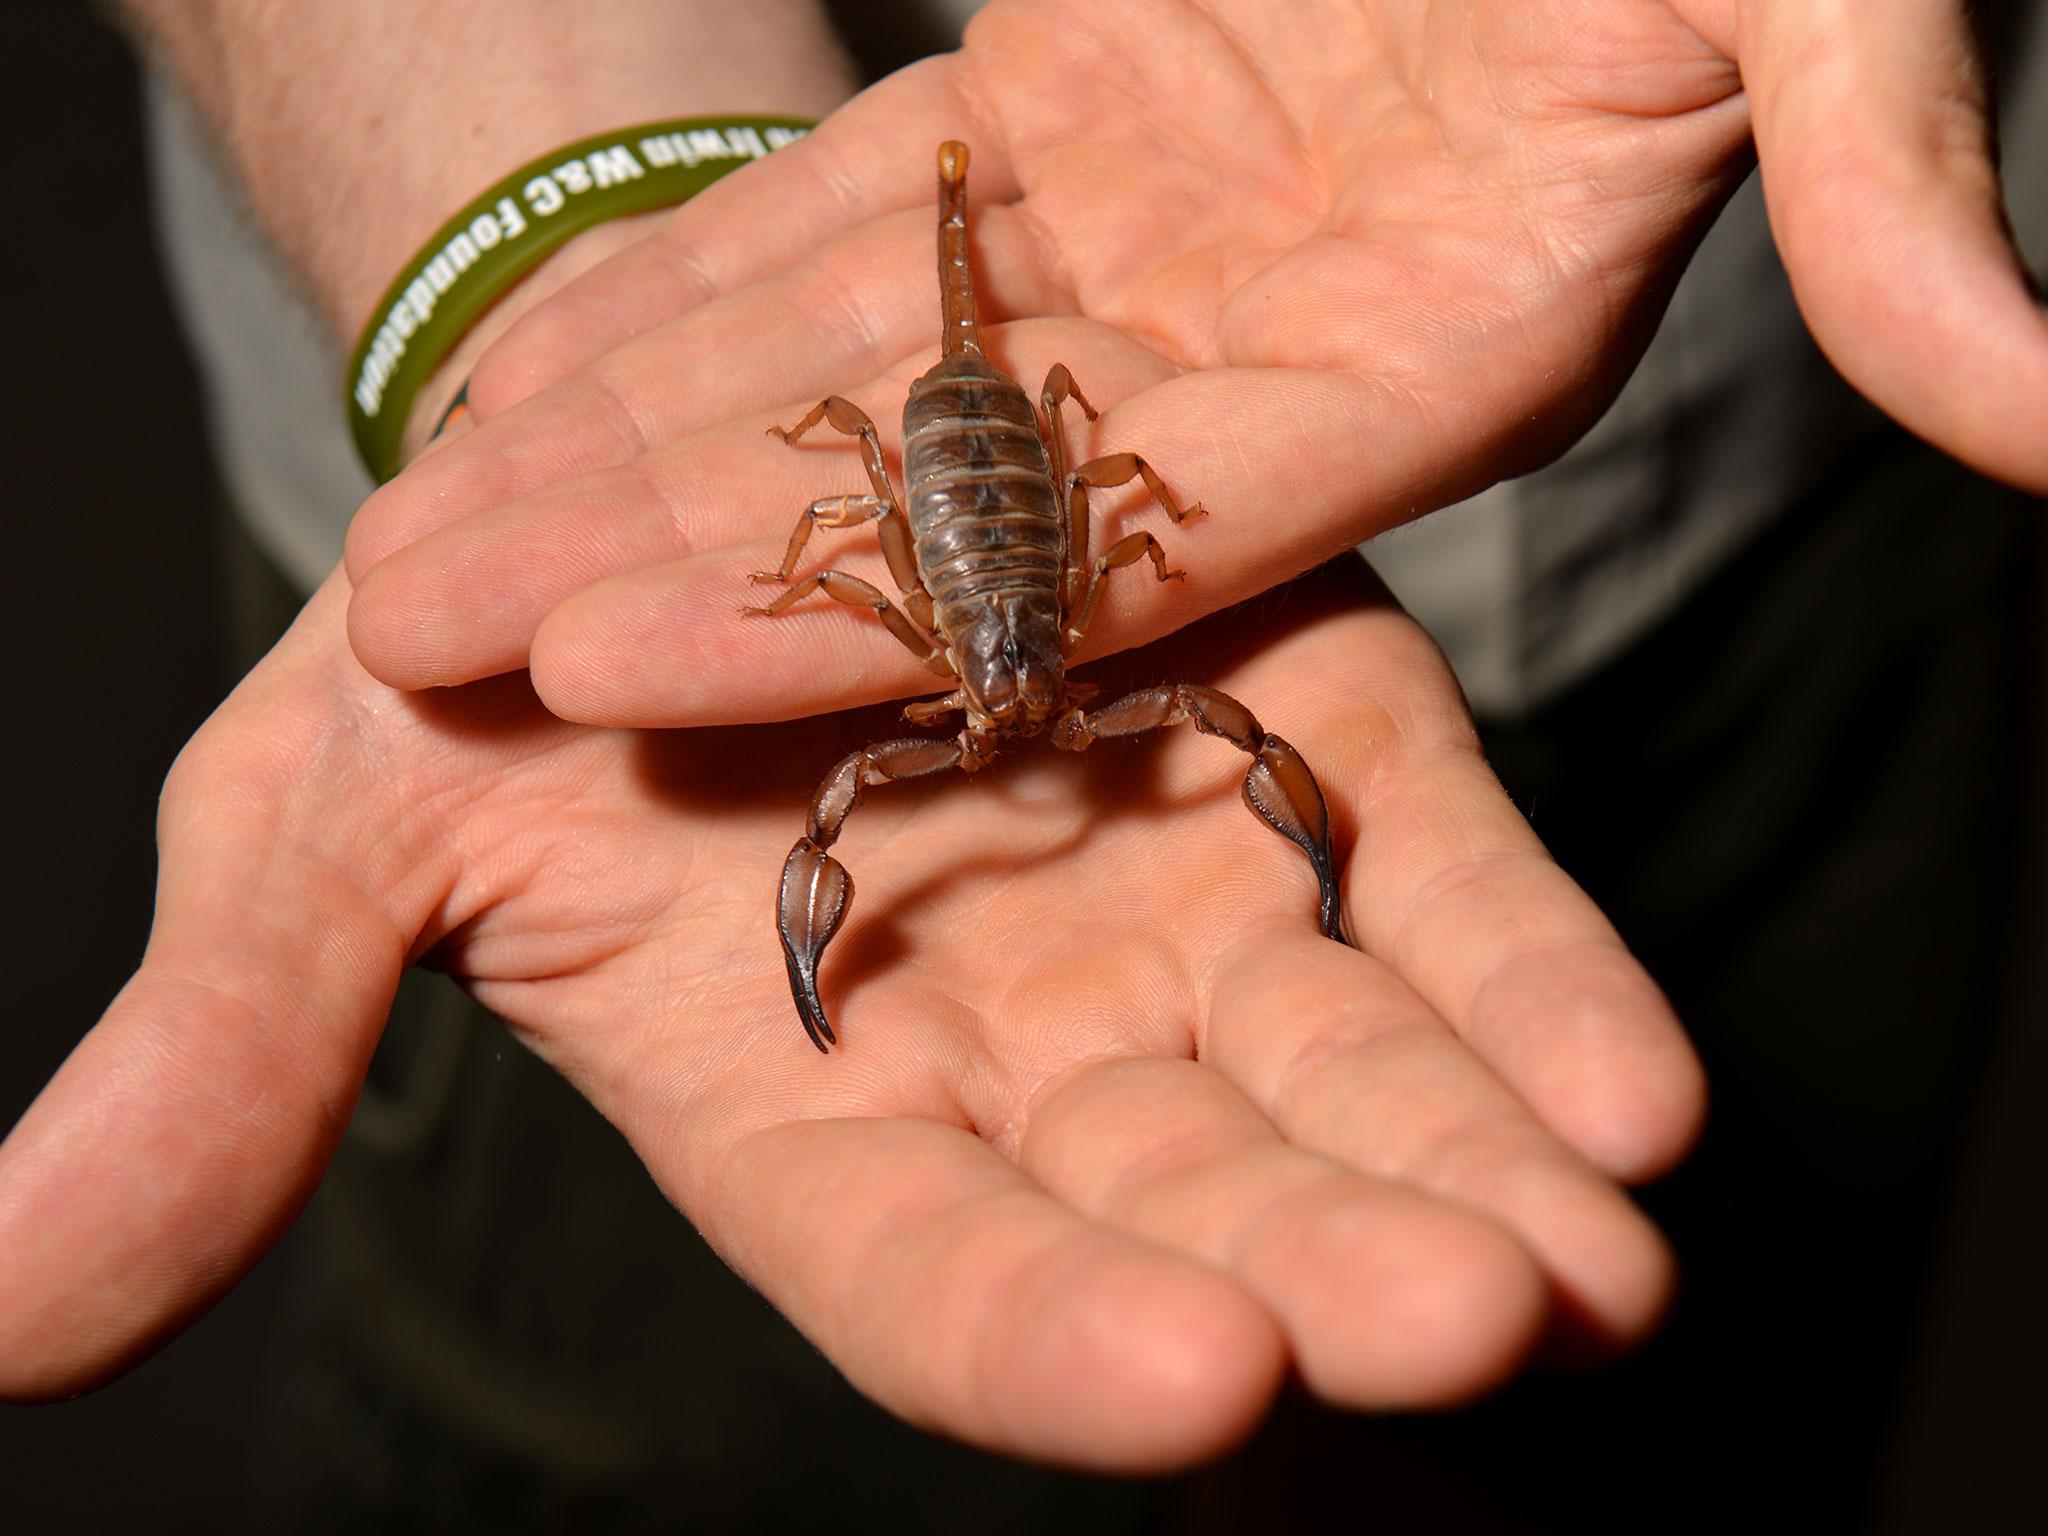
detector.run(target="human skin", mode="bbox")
[340,0,2048,724]
[0,558,1700,1467]
[0,0,1705,1463]
[111,0,859,337]
[15,0,2034,1463]
[109,0,863,454]
[317,0,2040,1459]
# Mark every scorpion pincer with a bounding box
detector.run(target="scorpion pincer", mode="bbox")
[745,141,1350,1052]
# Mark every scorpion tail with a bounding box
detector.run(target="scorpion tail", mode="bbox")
[936,140,983,359]
[777,836,853,1051]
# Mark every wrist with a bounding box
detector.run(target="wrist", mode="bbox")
[359,113,816,479]
[116,0,859,341]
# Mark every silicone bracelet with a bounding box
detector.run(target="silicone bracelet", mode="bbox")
[346,115,815,482]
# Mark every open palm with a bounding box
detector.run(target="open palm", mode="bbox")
[0,562,1698,1466]
[344,0,2044,721]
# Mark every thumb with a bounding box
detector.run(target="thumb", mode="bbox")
[0,634,417,1399]
[1739,0,2048,490]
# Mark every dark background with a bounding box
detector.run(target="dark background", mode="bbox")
[1,6,293,1528]
[5,4,2046,1531]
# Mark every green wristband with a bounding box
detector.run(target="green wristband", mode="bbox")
[346,115,816,483]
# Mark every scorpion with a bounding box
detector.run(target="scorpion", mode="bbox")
[747,141,1348,1052]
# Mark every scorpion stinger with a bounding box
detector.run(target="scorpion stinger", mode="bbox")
[752,141,1354,1051]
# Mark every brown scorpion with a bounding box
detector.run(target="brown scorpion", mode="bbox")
[747,142,1348,1052]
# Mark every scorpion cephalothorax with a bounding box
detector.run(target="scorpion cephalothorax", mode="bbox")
[745,141,1349,1051]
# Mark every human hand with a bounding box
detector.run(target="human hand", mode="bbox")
[0,560,1699,1468]
[343,0,2046,719]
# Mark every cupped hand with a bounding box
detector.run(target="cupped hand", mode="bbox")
[0,558,1699,1467]
[343,0,2046,721]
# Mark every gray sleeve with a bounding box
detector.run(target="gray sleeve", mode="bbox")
[147,78,375,596]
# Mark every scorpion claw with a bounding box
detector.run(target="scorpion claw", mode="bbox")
[1242,734,1351,947]
[784,947,837,1052]
[778,837,854,1052]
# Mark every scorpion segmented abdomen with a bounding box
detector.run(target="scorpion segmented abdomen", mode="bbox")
[902,354,1064,637]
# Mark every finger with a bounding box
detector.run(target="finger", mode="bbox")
[1739,0,2048,490]
[1254,594,1706,1183]
[406,383,478,467]
[531,544,927,725]
[1017,1055,1549,1407]
[347,58,1018,590]
[0,591,432,1398]
[345,199,1068,584]
[465,57,1007,416]
[545,544,1700,1191]
[350,421,761,691]
[387,212,670,472]
[1204,930,1675,1355]
[519,364,1427,724]
[680,1114,1286,1472]
[352,313,1154,697]
[348,385,948,691]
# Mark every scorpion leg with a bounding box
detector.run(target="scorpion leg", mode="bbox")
[1059,479,1093,620]
[742,570,954,674]
[752,494,892,584]
[779,735,967,1050]
[1069,452,1208,528]
[1040,367,1100,614]
[1062,531,1186,653]
[903,689,968,726]
[768,396,924,598]
[1039,363,1100,489]
[1052,684,1348,943]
